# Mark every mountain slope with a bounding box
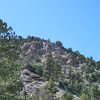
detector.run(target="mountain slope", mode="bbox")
[0,19,100,100]
[19,36,100,100]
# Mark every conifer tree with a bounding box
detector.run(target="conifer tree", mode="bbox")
[44,54,61,81]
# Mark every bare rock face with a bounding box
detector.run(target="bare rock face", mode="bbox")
[21,40,80,67]
[21,43,31,51]
[21,41,43,55]
[19,68,46,99]
[22,41,63,55]
[19,40,82,99]
[66,53,79,67]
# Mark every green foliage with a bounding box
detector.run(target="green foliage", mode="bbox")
[55,41,63,47]
[0,19,23,99]
[91,85,100,100]
[47,80,56,93]
[33,96,39,100]
[96,61,100,70]
[0,19,100,100]
[28,63,44,76]
[0,19,20,79]
[80,85,100,100]
[60,92,73,100]
[80,93,91,100]
[80,87,92,100]
[43,54,61,81]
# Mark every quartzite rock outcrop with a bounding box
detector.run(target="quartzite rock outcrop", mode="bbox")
[21,40,81,67]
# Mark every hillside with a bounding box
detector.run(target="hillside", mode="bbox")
[20,36,100,100]
[0,19,100,100]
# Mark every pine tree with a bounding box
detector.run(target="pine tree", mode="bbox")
[43,54,61,81]
[0,19,23,99]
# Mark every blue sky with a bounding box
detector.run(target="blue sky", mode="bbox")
[0,0,100,61]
